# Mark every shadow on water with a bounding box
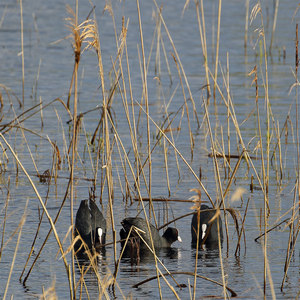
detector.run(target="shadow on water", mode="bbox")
[118,247,181,298]
[120,247,179,266]
[74,248,107,273]
[74,244,106,261]
[74,250,108,298]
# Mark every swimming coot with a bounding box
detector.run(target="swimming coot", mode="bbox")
[74,199,106,252]
[191,204,223,247]
[120,217,181,252]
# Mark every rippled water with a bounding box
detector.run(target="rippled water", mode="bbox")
[0,0,299,299]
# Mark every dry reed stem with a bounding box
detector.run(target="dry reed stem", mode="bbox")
[115,225,134,277]
[136,0,155,228]
[0,181,10,263]
[226,54,231,176]
[4,1,298,297]
[159,26,173,84]
[213,0,222,101]
[114,136,127,200]
[69,6,81,290]
[22,179,71,285]
[133,271,237,297]
[155,7,161,77]
[82,120,97,177]
[190,189,202,300]
[130,227,181,292]
[20,154,56,281]
[109,109,177,293]
[235,198,250,256]
[3,199,27,300]
[251,2,273,215]
[0,97,71,135]
[222,150,245,200]
[0,5,7,29]
[136,103,183,188]
[281,181,300,290]
[207,66,267,206]
[0,134,70,277]
[71,234,112,299]
[294,25,300,284]
[249,63,268,295]
[128,101,230,298]
[34,59,41,103]
[153,0,200,128]
[201,94,227,297]
[269,0,279,54]
[273,122,282,185]
[76,9,118,272]
[135,100,214,205]
[0,84,22,107]
[124,28,141,193]
[195,0,210,97]
[161,85,182,178]
[171,52,194,155]
[19,0,25,106]
[254,217,289,242]
[109,28,147,203]
[244,0,250,52]
[87,12,118,274]
[163,138,171,196]
[10,104,42,176]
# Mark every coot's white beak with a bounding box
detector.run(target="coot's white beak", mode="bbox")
[97,228,103,243]
[177,235,182,243]
[202,224,207,240]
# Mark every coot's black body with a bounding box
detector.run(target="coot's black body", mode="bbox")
[74,199,106,253]
[120,217,181,253]
[191,205,223,247]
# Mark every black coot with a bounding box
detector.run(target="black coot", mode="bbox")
[191,204,223,247]
[120,217,181,252]
[74,199,106,252]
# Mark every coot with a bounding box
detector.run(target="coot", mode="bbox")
[74,199,106,252]
[191,204,223,247]
[120,217,181,252]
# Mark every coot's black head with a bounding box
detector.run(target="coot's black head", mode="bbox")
[162,227,182,245]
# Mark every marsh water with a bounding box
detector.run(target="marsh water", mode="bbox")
[0,0,299,299]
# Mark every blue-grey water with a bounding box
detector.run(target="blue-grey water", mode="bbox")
[0,0,299,299]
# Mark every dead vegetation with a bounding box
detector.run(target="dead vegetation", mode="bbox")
[0,1,299,299]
